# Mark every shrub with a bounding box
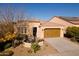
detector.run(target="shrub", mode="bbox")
[64,33,73,38]
[0,40,12,52]
[0,50,14,56]
[65,26,79,42]
[37,39,44,43]
[16,34,28,43]
[0,42,5,52]
[31,42,40,53]
[12,39,20,48]
[16,34,23,40]
[0,32,16,42]
[4,43,12,49]
[65,26,79,38]
[4,32,16,41]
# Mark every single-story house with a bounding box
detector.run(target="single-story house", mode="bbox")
[14,16,79,39]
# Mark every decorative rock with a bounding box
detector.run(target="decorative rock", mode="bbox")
[23,41,44,48]
[23,42,31,48]
[38,41,43,46]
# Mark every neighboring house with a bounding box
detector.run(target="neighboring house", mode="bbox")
[14,16,79,39]
[49,16,79,33]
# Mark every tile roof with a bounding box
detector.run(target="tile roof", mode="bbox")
[17,18,40,23]
[41,21,64,27]
[55,16,79,25]
[56,16,79,21]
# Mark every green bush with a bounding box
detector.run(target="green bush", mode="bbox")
[65,26,79,38]
[4,43,12,49]
[0,40,12,52]
[31,42,40,53]
[65,26,79,42]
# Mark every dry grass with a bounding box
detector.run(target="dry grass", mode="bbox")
[10,41,58,56]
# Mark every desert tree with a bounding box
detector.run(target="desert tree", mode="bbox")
[0,7,15,35]
[0,6,28,35]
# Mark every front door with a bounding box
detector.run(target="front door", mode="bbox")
[33,27,37,37]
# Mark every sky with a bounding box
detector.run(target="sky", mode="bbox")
[0,3,79,20]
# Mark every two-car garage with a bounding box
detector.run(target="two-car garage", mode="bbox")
[44,28,60,38]
[39,22,64,39]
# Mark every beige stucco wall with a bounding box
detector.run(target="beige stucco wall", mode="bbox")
[74,25,79,27]
[28,22,41,38]
[28,22,64,39]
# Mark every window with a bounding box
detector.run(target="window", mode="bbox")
[23,27,27,34]
[24,27,27,33]
[17,26,27,34]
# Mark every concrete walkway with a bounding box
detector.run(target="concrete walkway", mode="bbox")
[52,49,79,56]
[45,38,79,53]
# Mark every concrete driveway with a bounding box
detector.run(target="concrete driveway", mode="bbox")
[45,38,79,53]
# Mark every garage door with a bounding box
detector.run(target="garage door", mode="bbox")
[44,28,60,38]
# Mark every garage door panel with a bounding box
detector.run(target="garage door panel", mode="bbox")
[44,28,60,38]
